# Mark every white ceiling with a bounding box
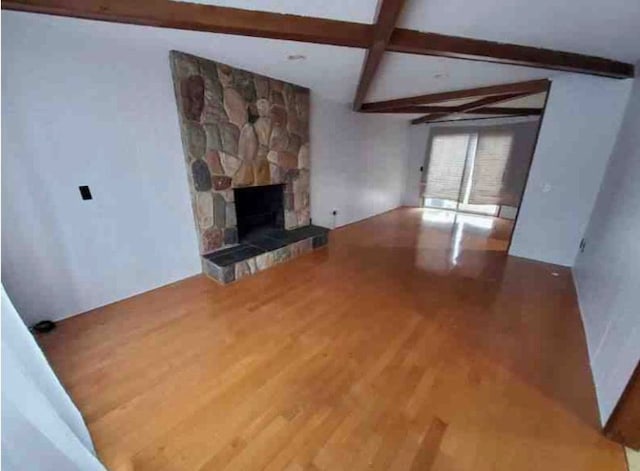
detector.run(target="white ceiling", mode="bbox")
[493,93,547,109]
[15,0,637,117]
[174,0,377,23]
[181,0,640,63]
[398,0,640,63]
[11,11,365,103]
[19,9,558,107]
[366,52,570,103]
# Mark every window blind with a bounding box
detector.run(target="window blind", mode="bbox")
[422,133,470,201]
[468,131,514,205]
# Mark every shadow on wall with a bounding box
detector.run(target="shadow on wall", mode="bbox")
[1,145,80,326]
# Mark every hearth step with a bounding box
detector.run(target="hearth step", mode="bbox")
[201,225,329,284]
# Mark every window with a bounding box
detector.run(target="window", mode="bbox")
[469,132,514,206]
[422,133,471,202]
[421,127,521,217]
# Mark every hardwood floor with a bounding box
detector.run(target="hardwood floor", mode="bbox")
[38,208,626,470]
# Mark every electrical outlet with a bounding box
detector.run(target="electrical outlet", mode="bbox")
[332,210,337,216]
[79,185,92,200]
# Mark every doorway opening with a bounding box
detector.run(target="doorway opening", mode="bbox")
[419,108,547,250]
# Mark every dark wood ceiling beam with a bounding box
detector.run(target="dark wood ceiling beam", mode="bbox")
[425,115,531,124]
[411,91,534,125]
[362,105,460,113]
[361,79,550,112]
[362,105,542,115]
[352,0,406,111]
[388,29,634,79]
[472,107,542,116]
[1,0,373,48]
[2,2,633,80]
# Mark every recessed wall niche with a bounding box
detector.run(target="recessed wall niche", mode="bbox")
[170,50,324,284]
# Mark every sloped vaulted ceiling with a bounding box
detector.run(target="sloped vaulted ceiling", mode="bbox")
[4,0,639,119]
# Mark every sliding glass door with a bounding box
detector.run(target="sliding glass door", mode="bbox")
[420,124,535,219]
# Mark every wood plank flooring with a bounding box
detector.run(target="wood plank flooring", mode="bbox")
[37,208,626,470]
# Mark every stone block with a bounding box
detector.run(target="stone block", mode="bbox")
[269,105,288,128]
[284,192,294,211]
[238,123,258,161]
[202,258,235,284]
[171,51,199,79]
[233,69,257,102]
[212,193,226,228]
[272,246,291,264]
[298,144,310,170]
[223,227,238,245]
[284,210,298,229]
[254,76,269,99]
[205,149,224,174]
[217,63,234,87]
[223,87,247,129]
[211,175,232,191]
[191,159,212,191]
[220,152,241,177]
[180,75,204,121]
[269,164,283,184]
[195,192,213,229]
[203,124,222,152]
[233,162,254,186]
[201,227,223,253]
[220,122,240,156]
[256,252,274,271]
[185,122,206,160]
[286,134,301,155]
[297,207,311,227]
[225,202,237,228]
[254,116,272,146]
[254,160,271,186]
[269,125,289,152]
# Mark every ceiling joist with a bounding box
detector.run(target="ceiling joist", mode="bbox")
[361,106,542,116]
[361,79,551,112]
[468,107,542,116]
[411,91,540,124]
[1,0,373,47]
[2,0,634,81]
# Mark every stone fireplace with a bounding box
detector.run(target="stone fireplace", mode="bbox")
[169,51,328,284]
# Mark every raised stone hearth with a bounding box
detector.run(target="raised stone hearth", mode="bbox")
[202,225,328,284]
[170,50,327,283]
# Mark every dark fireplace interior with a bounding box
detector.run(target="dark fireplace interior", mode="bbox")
[234,184,285,242]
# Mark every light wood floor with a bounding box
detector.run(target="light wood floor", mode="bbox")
[38,208,626,470]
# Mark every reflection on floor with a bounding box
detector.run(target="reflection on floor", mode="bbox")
[414,209,515,279]
[37,208,625,471]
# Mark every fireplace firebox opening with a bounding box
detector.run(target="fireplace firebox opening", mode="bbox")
[234,184,285,242]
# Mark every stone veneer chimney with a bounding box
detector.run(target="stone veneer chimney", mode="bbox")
[170,51,324,284]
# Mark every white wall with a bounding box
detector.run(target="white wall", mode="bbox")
[402,124,430,207]
[509,74,632,266]
[1,13,202,325]
[1,287,105,470]
[1,12,409,323]
[311,96,408,228]
[573,70,640,424]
